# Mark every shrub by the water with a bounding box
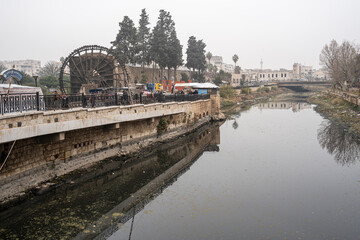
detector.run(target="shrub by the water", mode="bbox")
[157,117,168,135]
[220,86,236,99]
[241,87,251,95]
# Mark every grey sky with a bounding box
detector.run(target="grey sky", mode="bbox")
[1,0,359,70]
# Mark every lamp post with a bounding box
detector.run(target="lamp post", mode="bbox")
[32,75,38,87]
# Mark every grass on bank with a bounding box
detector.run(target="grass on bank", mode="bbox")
[310,93,360,135]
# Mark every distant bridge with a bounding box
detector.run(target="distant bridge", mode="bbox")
[277,81,331,92]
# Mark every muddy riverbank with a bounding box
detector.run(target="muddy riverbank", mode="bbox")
[309,92,360,135]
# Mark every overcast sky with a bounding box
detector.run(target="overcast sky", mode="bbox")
[1,0,359,70]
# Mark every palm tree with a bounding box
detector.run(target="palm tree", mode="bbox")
[232,54,239,73]
[206,52,213,65]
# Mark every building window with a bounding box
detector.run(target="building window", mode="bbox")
[272,74,274,78]
[285,74,287,77]
[281,73,283,77]
[276,74,278,77]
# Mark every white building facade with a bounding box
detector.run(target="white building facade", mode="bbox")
[257,69,293,82]
[0,60,41,76]
[209,56,234,74]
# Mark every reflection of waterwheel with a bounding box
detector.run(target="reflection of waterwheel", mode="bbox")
[59,45,130,94]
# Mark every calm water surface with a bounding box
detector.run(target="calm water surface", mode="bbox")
[1,101,360,240]
[109,102,360,240]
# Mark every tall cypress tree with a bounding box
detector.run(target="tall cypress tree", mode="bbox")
[112,16,138,65]
[137,9,151,73]
[186,36,206,82]
[185,36,198,73]
[195,39,207,74]
[167,29,183,81]
[150,10,169,81]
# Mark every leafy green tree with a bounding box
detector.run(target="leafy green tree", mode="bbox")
[112,16,138,65]
[181,72,189,82]
[192,72,205,82]
[232,54,239,72]
[137,9,151,72]
[38,61,60,78]
[39,75,59,88]
[141,74,147,84]
[217,69,232,83]
[234,66,241,74]
[240,79,245,87]
[214,75,222,86]
[21,73,36,86]
[220,85,236,99]
[241,87,251,95]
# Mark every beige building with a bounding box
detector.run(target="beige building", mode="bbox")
[0,60,41,76]
[223,63,234,73]
[312,69,329,81]
[230,71,253,87]
[293,63,312,79]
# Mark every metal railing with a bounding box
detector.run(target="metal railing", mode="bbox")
[0,93,45,115]
[0,92,210,115]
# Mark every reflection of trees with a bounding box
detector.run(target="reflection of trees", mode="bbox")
[232,120,238,129]
[318,120,360,165]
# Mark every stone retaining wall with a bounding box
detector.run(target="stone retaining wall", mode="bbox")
[330,89,360,106]
[0,98,219,203]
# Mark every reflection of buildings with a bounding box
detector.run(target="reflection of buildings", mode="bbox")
[291,102,311,112]
[257,102,311,112]
[0,123,221,239]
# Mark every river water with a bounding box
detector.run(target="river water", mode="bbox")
[1,101,360,239]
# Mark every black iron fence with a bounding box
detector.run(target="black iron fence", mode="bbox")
[0,92,210,115]
[0,93,45,115]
